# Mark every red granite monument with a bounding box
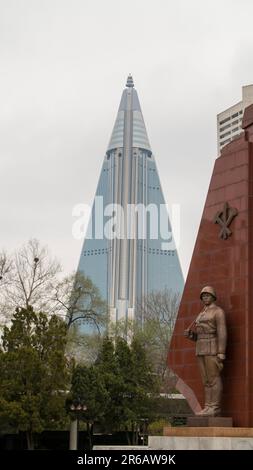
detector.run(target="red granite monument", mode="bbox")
[168,104,253,427]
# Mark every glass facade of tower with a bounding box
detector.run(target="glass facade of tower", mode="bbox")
[77,76,184,326]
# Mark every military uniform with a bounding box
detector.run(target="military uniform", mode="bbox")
[195,303,227,356]
[185,287,227,416]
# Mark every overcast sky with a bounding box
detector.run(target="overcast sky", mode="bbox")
[1,0,253,279]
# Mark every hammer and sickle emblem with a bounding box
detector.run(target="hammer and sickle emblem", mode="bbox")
[213,202,238,240]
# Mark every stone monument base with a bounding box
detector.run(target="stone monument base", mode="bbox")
[148,427,253,449]
[187,416,233,427]
[149,435,253,450]
[163,426,253,437]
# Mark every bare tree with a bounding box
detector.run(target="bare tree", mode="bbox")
[0,250,13,285]
[52,271,107,332]
[0,240,106,339]
[65,324,103,365]
[0,251,14,327]
[137,289,180,329]
[0,239,61,323]
[136,289,181,384]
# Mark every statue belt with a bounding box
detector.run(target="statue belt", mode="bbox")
[197,333,216,339]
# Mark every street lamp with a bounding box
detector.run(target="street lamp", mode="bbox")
[138,418,149,445]
[68,398,87,450]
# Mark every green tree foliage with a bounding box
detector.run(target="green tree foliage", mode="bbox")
[93,338,121,430]
[69,364,108,424]
[69,336,158,445]
[100,337,135,431]
[0,306,70,449]
[108,289,180,390]
[148,418,171,436]
[67,364,108,449]
[96,337,159,437]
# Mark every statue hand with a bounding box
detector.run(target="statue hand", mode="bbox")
[184,329,197,341]
[217,353,225,361]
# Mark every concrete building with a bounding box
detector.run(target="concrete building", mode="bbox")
[217,84,253,154]
[76,75,184,330]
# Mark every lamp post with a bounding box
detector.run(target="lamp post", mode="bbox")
[68,398,87,450]
[139,418,149,445]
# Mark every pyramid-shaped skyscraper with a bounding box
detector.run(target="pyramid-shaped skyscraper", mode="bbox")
[77,75,184,325]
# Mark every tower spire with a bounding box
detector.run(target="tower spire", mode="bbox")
[126,74,134,88]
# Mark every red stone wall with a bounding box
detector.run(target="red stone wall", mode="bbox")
[168,104,253,427]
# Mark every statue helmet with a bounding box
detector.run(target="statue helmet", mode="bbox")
[200,286,217,300]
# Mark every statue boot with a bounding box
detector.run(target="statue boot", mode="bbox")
[195,386,212,415]
[201,377,222,416]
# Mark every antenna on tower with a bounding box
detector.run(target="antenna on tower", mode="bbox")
[126,74,134,88]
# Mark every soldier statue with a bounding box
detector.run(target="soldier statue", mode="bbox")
[184,286,227,416]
